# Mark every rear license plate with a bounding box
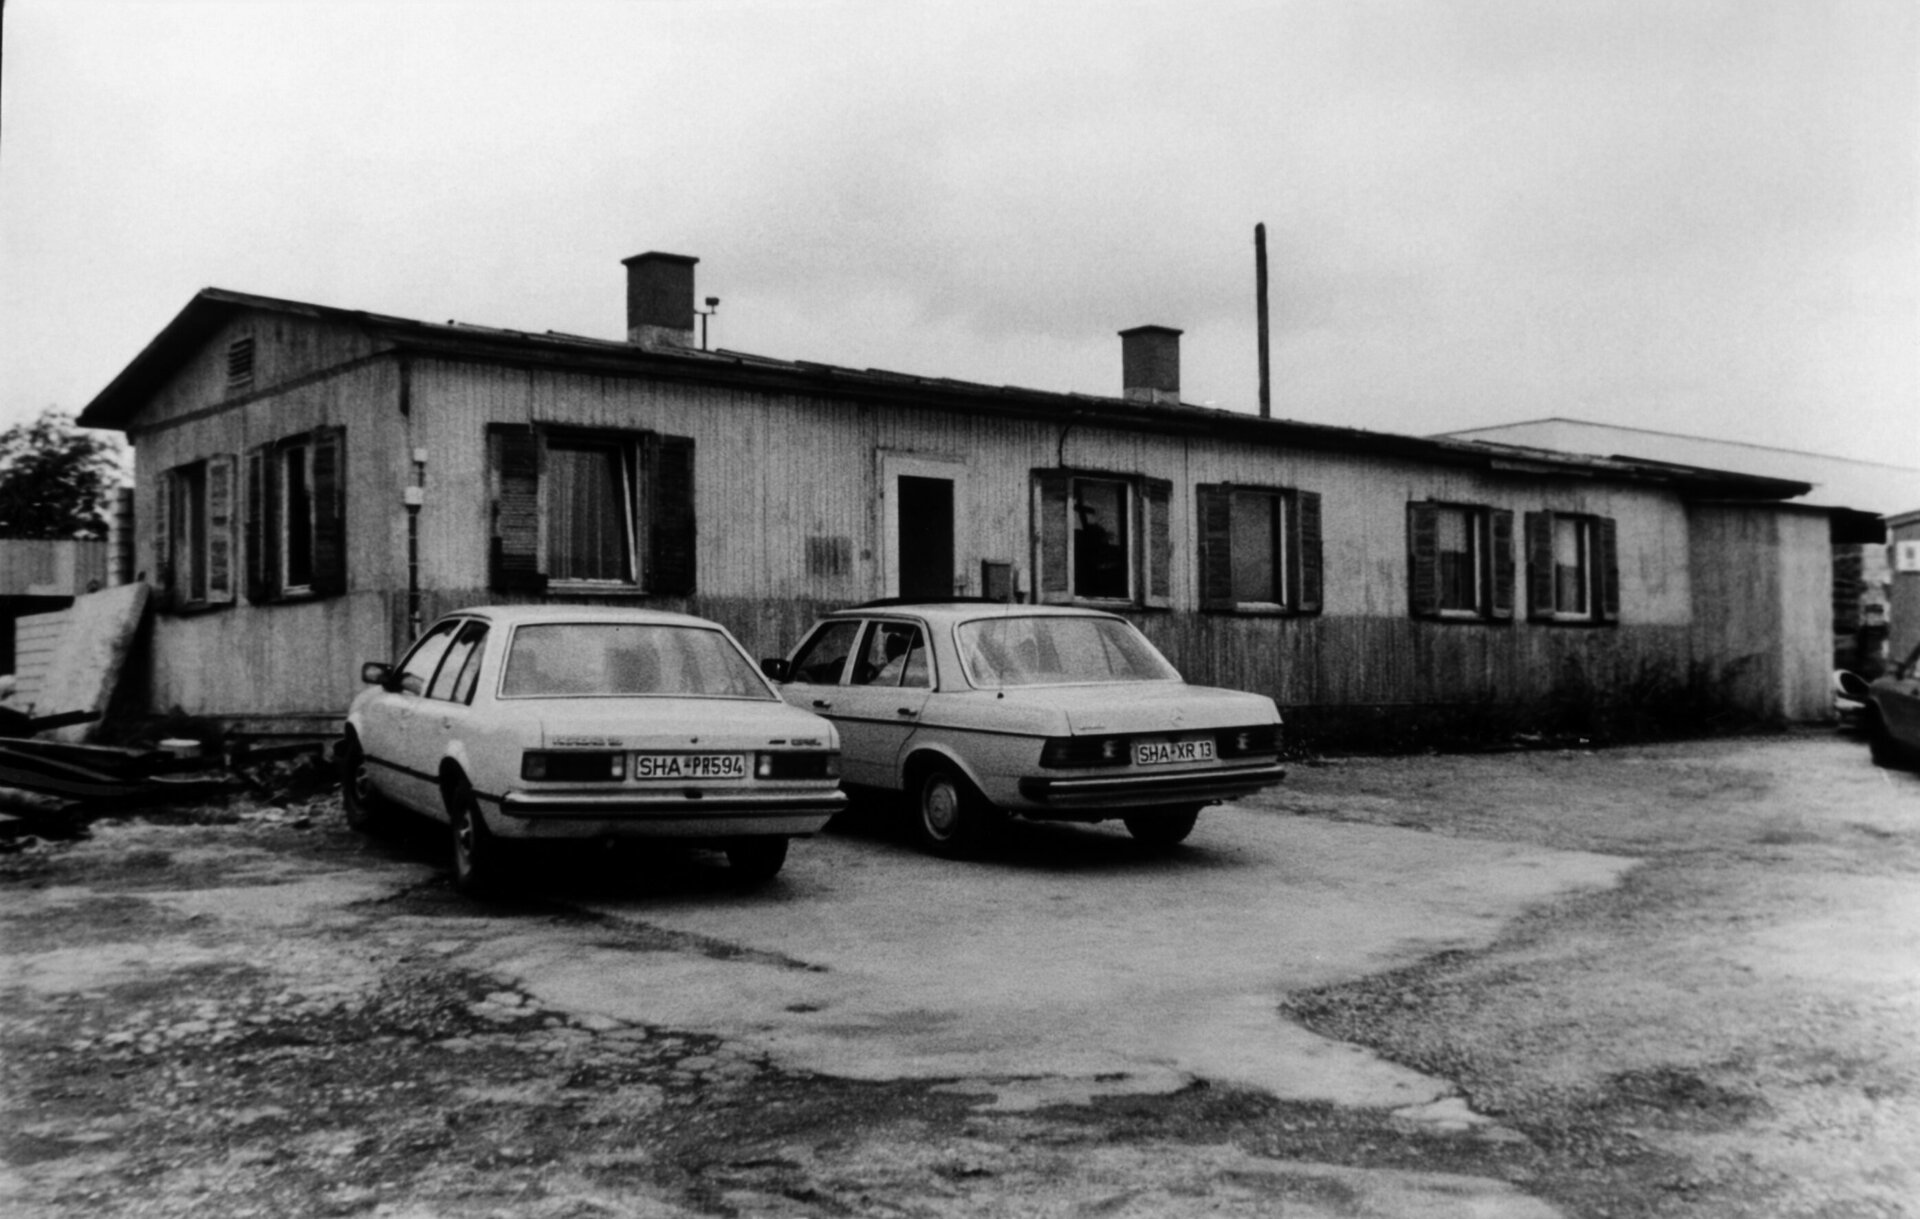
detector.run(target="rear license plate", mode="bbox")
[632,753,748,780]
[1133,739,1216,766]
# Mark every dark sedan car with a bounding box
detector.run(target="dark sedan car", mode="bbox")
[1861,639,1920,768]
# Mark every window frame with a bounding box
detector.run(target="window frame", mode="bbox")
[848,619,933,690]
[1407,501,1515,623]
[395,617,464,697]
[156,454,236,613]
[1524,510,1619,625]
[246,426,345,605]
[278,439,315,596]
[1196,482,1323,616]
[487,424,696,597]
[1030,468,1172,610]
[543,433,642,587]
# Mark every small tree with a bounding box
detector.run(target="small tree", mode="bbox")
[0,409,127,539]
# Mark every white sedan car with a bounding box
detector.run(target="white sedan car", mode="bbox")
[340,606,845,893]
[763,603,1285,857]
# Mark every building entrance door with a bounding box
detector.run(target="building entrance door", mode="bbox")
[881,453,968,600]
[896,476,954,600]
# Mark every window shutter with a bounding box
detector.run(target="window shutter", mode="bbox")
[245,444,277,602]
[1292,489,1323,615]
[1408,501,1439,618]
[310,427,347,597]
[1142,477,1172,608]
[647,433,697,596]
[488,425,546,593]
[1033,470,1072,603]
[1525,511,1555,620]
[1196,484,1235,610]
[155,473,175,606]
[205,454,236,604]
[1488,508,1516,620]
[1596,515,1620,623]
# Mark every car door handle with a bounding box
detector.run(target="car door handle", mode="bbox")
[896,707,918,718]
[812,699,833,710]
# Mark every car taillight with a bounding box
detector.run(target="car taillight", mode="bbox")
[755,752,840,780]
[521,752,626,781]
[1214,724,1280,758]
[1038,736,1130,768]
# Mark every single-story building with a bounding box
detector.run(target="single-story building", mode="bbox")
[76,251,1826,747]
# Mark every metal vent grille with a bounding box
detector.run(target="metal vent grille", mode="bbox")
[226,337,255,391]
[806,535,852,578]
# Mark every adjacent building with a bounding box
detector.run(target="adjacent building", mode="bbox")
[1443,418,1920,678]
[76,252,1827,745]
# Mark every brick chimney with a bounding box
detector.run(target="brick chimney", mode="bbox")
[1120,325,1182,405]
[623,251,699,348]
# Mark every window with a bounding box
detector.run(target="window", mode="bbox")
[1197,483,1322,614]
[487,425,696,595]
[500,623,771,700]
[426,621,489,703]
[396,618,463,696]
[158,455,237,610]
[279,440,315,593]
[956,614,1180,687]
[1408,502,1514,620]
[246,427,345,603]
[851,622,929,689]
[548,438,635,582]
[1031,470,1172,607]
[1525,511,1618,623]
[787,620,862,685]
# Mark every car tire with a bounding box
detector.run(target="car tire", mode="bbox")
[913,764,997,859]
[447,780,504,897]
[338,733,392,835]
[725,836,789,887]
[1867,710,1908,769]
[1123,805,1202,851]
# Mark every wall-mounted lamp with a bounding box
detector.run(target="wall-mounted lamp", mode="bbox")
[696,296,721,350]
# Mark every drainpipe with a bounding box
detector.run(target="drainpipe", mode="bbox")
[405,452,425,641]
[398,355,426,643]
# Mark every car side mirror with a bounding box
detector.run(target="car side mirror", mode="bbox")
[361,661,396,689]
[760,658,790,683]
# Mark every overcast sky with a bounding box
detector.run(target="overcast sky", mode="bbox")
[2,0,1914,467]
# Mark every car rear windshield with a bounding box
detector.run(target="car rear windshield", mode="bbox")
[956,615,1180,687]
[500,623,775,700]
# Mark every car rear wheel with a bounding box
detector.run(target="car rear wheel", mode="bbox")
[338,734,391,834]
[725,836,789,887]
[448,781,503,896]
[1123,804,1202,851]
[913,765,996,859]
[1867,710,1909,769]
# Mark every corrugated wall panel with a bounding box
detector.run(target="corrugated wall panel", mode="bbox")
[10,610,69,711]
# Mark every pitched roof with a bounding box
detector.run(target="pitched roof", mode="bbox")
[79,288,1812,502]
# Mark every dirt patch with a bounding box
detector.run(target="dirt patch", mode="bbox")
[4,729,1916,1217]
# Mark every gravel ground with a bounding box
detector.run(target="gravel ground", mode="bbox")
[1261,730,1920,1217]
[2,728,1916,1217]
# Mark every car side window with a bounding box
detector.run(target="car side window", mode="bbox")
[448,626,490,704]
[428,621,489,702]
[790,620,862,685]
[853,622,925,688]
[899,629,930,689]
[396,620,463,696]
